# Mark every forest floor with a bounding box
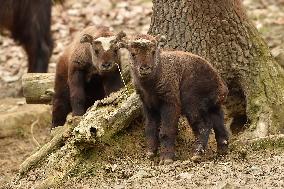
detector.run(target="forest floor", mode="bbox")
[0,0,284,188]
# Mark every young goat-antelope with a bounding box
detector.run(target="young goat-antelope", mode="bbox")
[118,33,229,164]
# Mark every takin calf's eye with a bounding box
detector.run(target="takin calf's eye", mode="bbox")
[94,49,100,55]
[131,52,137,58]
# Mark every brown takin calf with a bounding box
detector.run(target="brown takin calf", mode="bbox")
[0,0,54,73]
[52,26,124,128]
[118,33,229,164]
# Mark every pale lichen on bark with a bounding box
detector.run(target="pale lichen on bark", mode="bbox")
[74,88,141,144]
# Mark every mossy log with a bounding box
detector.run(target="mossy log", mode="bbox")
[13,88,142,188]
[13,76,284,188]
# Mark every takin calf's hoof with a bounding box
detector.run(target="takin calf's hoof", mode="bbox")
[191,154,202,163]
[159,158,174,165]
[159,153,175,165]
[217,140,229,155]
[146,151,156,159]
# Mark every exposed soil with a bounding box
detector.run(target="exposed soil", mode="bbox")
[0,98,51,187]
[0,0,284,188]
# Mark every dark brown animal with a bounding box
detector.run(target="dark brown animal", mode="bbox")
[0,0,54,72]
[52,26,124,128]
[119,34,229,164]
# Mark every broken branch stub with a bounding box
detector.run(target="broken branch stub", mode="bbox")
[74,88,142,144]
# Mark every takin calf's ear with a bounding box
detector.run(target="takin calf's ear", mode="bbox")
[115,31,127,42]
[113,31,128,50]
[155,34,167,48]
[80,34,93,44]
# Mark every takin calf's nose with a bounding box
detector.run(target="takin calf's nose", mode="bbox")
[139,65,152,75]
[102,62,113,70]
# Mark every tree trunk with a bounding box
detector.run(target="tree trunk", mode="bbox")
[149,0,284,138]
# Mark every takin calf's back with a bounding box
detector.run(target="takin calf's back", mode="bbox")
[120,34,229,164]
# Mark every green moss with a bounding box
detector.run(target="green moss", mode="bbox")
[243,23,284,134]
[250,137,284,151]
[230,136,284,156]
[257,26,271,36]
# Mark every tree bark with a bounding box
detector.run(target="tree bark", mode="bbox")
[149,0,284,138]
[22,73,55,104]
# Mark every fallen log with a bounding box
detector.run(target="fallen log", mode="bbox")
[22,73,55,104]
[14,87,142,188]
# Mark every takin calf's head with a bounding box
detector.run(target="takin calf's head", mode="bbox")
[80,31,126,75]
[118,33,166,80]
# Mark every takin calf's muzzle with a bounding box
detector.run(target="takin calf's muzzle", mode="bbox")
[139,65,152,76]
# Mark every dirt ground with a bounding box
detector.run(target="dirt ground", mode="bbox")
[0,0,284,188]
[0,98,51,187]
[59,125,284,189]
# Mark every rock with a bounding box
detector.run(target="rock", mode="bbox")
[176,172,193,180]
[0,98,51,138]
[129,170,151,180]
[219,182,240,189]
[114,184,125,189]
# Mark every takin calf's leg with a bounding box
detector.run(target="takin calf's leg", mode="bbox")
[209,106,229,155]
[143,105,160,159]
[159,103,179,165]
[69,70,86,116]
[52,78,71,128]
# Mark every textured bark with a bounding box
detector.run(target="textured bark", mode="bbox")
[22,73,55,104]
[149,0,284,138]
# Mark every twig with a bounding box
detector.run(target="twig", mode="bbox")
[30,118,40,147]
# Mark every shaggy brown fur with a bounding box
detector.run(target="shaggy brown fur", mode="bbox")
[52,26,124,128]
[119,34,229,164]
[0,0,54,73]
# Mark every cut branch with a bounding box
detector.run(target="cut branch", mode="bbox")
[22,73,55,104]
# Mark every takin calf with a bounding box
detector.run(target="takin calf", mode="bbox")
[119,34,229,164]
[52,26,124,128]
[0,0,54,73]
